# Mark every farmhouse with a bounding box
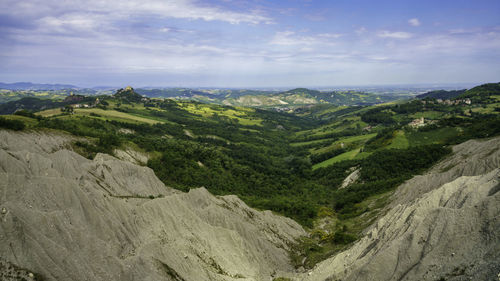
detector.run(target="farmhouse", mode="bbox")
[409,117,425,128]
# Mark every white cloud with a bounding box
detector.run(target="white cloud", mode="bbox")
[270,31,339,46]
[36,13,105,34]
[270,31,314,45]
[1,0,271,25]
[2,0,500,87]
[408,18,421,27]
[367,56,390,61]
[318,33,343,39]
[355,27,367,35]
[378,31,413,39]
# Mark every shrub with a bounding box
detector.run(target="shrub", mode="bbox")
[14,110,37,119]
[0,117,25,131]
[333,231,357,244]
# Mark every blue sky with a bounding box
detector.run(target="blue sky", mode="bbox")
[0,0,499,87]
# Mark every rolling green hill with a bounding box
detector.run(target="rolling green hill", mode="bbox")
[0,89,70,104]
[0,97,65,114]
[416,89,466,99]
[457,82,500,101]
[1,82,499,268]
[113,86,144,102]
[222,88,400,108]
[0,85,408,109]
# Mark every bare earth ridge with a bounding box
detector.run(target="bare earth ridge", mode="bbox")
[0,130,305,281]
[302,137,500,281]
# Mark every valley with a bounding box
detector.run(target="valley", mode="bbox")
[1,82,499,278]
[0,85,415,114]
[2,0,499,279]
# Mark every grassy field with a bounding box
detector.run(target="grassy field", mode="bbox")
[354,151,372,159]
[0,91,67,103]
[337,133,376,145]
[37,108,63,117]
[295,105,348,119]
[293,118,370,150]
[310,118,367,137]
[126,111,178,125]
[407,127,460,146]
[291,138,332,147]
[471,104,499,114]
[239,128,260,133]
[73,108,162,124]
[179,102,262,126]
[312,133,376,154]
[294,108,366,137]
[3,115,39,127]
[408,110,445,120]
[385,130,409,149]
[312,148,361,170]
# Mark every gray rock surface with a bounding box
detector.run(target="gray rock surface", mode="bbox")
[113,148,149,165]
[340,168,360,189]
[301,137,500,281]
[0,130,305,281]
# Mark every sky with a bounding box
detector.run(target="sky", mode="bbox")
[0,0,499,87]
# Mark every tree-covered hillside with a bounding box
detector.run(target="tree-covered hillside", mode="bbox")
[1,82,499,268]
[416,89,466,99]
[458,82,500,101]
[222,88,401,107]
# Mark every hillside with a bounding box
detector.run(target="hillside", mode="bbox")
[0,82,498,227]
[0,130,305,281]
[222,88,399,108]
[0,97,65,114]
[414,82,500,103]
[113,86,144,102]
[0,94,101,114]
[0,88,107,105]
[0,130,498,281]
[301,137,500,281]
[134,88,276,100]
[0,90,70,104]
[0,86,404,108]
[0,82,499,279]
[416,89,466,99]
[458,82,500,101]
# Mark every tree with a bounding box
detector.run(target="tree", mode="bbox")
[61,105,74,113]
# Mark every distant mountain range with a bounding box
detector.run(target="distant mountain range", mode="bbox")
[1,83,405,107]
[0,82,79,90]
[3,82,498,110]
[220,88,399,107]
[134,87,402,107]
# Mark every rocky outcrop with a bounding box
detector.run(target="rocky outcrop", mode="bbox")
[0,130,305,281]
[340,168,360,189]
[113,148,149,165]
[301,137,500,281]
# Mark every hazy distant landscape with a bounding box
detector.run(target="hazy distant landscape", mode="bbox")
[0,81,475,111]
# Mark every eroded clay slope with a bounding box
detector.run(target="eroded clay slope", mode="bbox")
[0,130,305,281]
[301,137,500,281]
